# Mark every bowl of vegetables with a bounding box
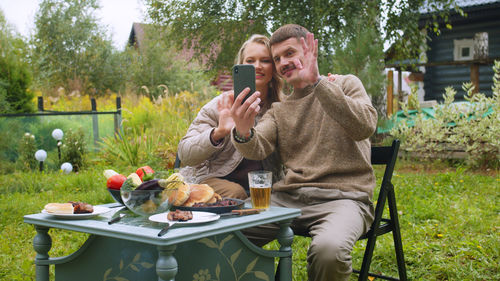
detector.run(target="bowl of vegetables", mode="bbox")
[120,173,184,216]
[104,166,156,206]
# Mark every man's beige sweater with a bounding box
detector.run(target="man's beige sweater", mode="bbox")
[232,75,378,198]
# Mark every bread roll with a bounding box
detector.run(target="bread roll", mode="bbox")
[44,203,74,214]
[169,182,191,206]
[182,184,214,207]
[206,192,222,204]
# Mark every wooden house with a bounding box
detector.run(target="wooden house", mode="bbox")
[128,23,147,51]
[386,0,500,105]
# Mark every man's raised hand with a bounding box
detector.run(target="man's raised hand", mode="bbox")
[296,32,320,86]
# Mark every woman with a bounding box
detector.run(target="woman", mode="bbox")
[177,34,284,199]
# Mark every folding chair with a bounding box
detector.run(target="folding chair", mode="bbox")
[352,139,407,281]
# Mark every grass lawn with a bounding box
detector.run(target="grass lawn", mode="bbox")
[0,162,498,280]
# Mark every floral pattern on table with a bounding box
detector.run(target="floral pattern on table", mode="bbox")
[102,252,154,281]
[194,234,270,281]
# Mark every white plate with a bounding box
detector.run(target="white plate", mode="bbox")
[149,211,220,225]
[41,206,111,219]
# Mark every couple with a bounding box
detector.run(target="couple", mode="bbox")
[178,24,378,281]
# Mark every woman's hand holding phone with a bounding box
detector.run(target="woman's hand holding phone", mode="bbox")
[230,88,261,137]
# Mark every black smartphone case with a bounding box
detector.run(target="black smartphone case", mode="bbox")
[232,64,256,103]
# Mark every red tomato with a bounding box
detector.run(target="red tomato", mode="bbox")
[136,166,154,180]
[106,174,127,190]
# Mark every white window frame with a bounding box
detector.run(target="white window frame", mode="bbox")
[453,39,474,61]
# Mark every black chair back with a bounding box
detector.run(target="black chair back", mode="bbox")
[354,139,407,281]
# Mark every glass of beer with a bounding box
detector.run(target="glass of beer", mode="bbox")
[248,170,272,210]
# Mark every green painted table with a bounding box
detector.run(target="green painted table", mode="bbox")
[24,203,301,281]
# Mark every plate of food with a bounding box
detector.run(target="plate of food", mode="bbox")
[149,210,219,225]
[42,202,111,219]
[169,183,245,214]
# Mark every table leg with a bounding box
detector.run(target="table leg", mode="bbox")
[156,245,177,281]
[277,219,294,281]
[33,226,52,281]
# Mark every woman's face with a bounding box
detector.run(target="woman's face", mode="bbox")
[242,42,274,93]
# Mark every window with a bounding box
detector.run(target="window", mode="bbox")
[453,39,474,61]
[461,47,470,58]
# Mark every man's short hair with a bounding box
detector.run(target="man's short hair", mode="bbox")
[270,24,309,46]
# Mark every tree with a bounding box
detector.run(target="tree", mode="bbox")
[127,25,216,99]
[329,2,386,114]
[0,9,34,113]
[383,0,463,63]
[146,0,269,75]
[147,0,459,69]
[145,0,460,115]
[30,0,126,96]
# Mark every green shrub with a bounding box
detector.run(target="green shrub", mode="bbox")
[0,118,51,173]
[25,118,64,152]
[60,128,87,172]
[0,85,10,112]
[99,127,149,168]
[0,119,23,164]
[391,61,500,168]
[17,132,38,171]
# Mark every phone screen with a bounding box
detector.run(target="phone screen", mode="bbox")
[232,64,256,103]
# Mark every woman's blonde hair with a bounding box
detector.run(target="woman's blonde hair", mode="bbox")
[235,34,283,103]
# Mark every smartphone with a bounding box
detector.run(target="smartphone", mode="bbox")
[232,64,255,103]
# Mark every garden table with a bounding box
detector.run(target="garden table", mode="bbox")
[24,203,300,281]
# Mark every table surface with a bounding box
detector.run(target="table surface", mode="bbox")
[24,203,301,246]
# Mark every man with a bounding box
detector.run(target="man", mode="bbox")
[229,24,378,281]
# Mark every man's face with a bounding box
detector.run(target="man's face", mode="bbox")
[271,37,305,87]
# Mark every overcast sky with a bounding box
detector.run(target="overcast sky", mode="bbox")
[0,0,146,50]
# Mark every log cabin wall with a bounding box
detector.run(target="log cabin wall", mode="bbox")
[422,1,500,101]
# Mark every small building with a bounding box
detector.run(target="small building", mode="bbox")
[128,22,147,51]
[386,0,500,104]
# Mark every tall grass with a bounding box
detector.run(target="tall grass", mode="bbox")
[98,91,213,170]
